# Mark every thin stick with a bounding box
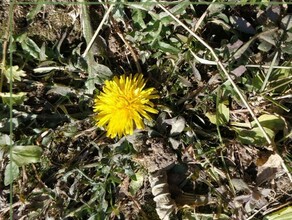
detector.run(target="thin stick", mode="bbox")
[157,3,273,148]
[245,64,292,69]
[190,50,292,70]
[82,4,114,58]
[261,78,292,95]
[194,0,217,32]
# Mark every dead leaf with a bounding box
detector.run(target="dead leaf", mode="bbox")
[256,153,283,186]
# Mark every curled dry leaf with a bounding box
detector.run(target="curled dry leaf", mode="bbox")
[256,153,284,186]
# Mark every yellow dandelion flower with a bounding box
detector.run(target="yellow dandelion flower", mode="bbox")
[93,74,159,138]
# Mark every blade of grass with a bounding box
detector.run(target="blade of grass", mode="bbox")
[157,2,273,149]
[263,95,290,112]
[190,51,292,71]
[261,78,292,95]
[260,51,279,92]
[245,64,292,69]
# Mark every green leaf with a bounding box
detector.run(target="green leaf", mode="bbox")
[11,145,43,166]
[85,63,113,94]
[3,65,26,83]
[281,42,292,54]
[129,171,144,196]
[211,19,231,32]
[132,9,146,29]
[0,92,27,106]
[176,33,189,43]
[217,102,229,125]
[144,21,163,45]
[79,2,112,94]
[126,1,155,11]
[251,114,285,131]
[206,103,229,126]
[26,1,43,21]
[206,112,217,125]
[159,0,190,24]
[0,133,13,146]
[4,161,19,186]
[235,127,275,146]
[16,34,42,60]
[0,118,21,133]
[157,41,180,54]
[208,4,226,16]
[263,206,292,220]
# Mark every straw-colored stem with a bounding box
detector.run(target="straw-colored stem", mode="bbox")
[82,4,114,58]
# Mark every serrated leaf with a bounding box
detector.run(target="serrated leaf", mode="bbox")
[0,92,27,106]
[3,65,26,83]
[11,145,43,166]
[4,161,19,186]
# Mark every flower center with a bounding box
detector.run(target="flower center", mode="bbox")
[118,95,135,109]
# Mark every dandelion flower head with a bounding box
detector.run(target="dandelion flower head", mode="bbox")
[93,74,159,138]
